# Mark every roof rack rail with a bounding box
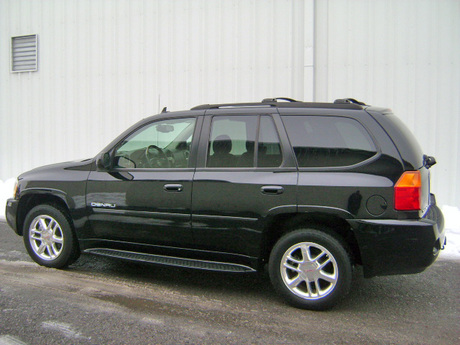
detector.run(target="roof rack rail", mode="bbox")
[190,98,366,111]
[334,98,366,106]
[191,102,274,110]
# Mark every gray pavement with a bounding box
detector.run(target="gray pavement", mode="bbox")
[0,220,459,344]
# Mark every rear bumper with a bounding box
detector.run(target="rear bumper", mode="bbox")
[5,198,20,235]
[348,199,445,278]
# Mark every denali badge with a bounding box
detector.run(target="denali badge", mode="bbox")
[91,202,116,208]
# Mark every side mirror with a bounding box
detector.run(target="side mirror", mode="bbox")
[96,152,112,171]
[176,141,188,151]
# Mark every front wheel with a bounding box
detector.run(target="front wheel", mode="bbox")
[269,229,352,310]
[23,204,80,268]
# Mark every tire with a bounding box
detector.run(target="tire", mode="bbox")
[23,204,80,268]
[269,229,352,310]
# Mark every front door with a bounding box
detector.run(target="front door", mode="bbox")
[86,116,199,247]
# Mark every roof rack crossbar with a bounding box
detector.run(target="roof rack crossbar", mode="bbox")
[334,98,366,106]
[262,97,299,103]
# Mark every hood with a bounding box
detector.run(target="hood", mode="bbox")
[19,158,94,181]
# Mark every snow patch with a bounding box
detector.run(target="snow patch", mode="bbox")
[0,335,28,345]
[42,321,91,340]
[440,205,460,260]
[0,178,16,220]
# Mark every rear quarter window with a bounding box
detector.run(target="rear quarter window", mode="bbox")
[367,111,424,170]
[282,115,377,168]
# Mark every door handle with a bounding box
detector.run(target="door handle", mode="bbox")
[163,184,183,192]
[261,186,284,195]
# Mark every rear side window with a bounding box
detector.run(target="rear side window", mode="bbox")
[258,116,282,167]
[282,116,377,168]
[207,115,282,168]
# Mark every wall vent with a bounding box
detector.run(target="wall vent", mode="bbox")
[11,34,38,72]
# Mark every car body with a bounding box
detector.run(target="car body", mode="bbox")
[5,98,445,310]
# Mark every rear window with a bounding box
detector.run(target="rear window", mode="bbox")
[282,116,377,168]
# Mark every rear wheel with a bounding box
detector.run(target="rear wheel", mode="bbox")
[269,229,352,310]
[23,204,80,268]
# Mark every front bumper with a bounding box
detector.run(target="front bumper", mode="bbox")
[348,202,445,278]
[5,198,20,235]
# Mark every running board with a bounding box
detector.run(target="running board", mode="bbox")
[84,248,256,273]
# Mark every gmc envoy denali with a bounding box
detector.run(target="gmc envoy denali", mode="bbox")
[6,98,445,310]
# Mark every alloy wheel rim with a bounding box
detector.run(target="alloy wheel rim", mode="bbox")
[29,215,64,261]
[280,242,338,300]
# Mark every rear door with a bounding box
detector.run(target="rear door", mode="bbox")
[191,109,297,263]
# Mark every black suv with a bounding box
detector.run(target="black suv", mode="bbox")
[5,98,445,310]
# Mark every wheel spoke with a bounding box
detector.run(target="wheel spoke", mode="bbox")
[39,218,48,231]
[317,256,331,270]
[283,261,302,273]
[318,271,337,284]
[311,250,326,263]
[45,245,53,258]
[50,220,59,232]
[286,254,303,265]
[52,235,63,244]
[49,244,58,258]
[306,280,316,297]
[37,243,47,255]
[300,244,312,262]
[287,275,304,288]
[31,231,42,240]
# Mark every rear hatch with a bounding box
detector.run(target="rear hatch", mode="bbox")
[366,108,433,215]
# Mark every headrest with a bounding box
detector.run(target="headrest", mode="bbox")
[213,135,232,154]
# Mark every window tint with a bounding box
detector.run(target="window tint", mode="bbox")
[207,116,257,168]
[207,115,282,168]
[258,116,282,167]
[282,116,377,167]
[114,118,196,169]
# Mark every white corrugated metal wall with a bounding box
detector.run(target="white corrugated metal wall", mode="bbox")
[0,0,312,181]
[0,0,459,206]
[315,0,460,207]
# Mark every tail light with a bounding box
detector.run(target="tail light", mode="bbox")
[394,171,421,211]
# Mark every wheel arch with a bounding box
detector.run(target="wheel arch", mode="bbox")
[262,211,362,267]
[17,191,72,236]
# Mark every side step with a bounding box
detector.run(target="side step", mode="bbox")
[84,248,256,273]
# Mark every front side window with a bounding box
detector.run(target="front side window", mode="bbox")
[114,118,196,169]
[282,116,377,168]
[207,115,282,168]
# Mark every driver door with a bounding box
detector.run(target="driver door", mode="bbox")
[86,116,199,248]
